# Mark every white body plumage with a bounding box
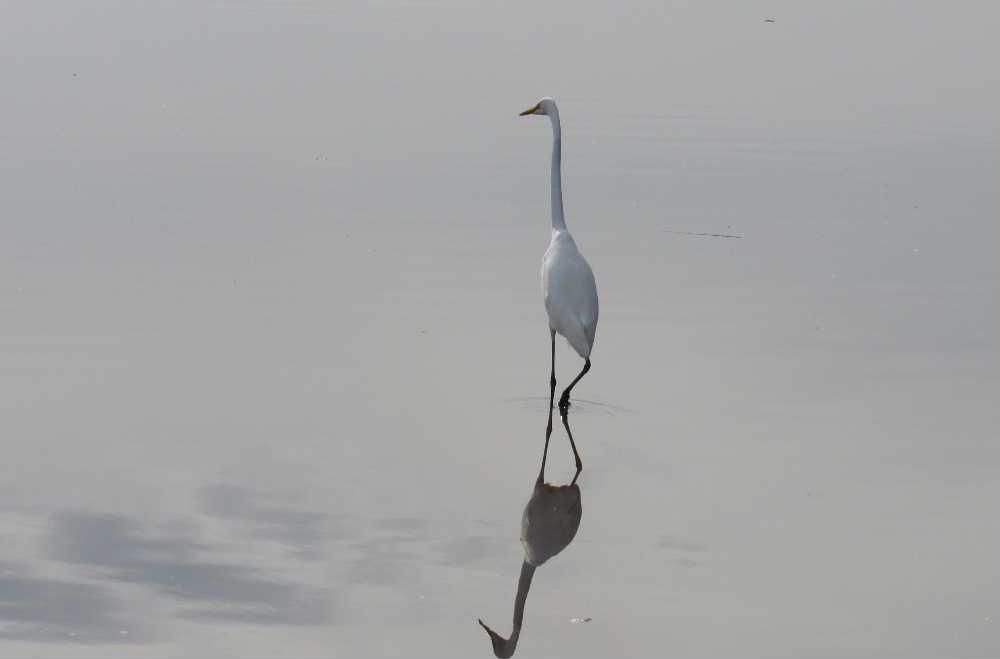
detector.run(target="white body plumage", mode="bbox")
[542,230,598,359]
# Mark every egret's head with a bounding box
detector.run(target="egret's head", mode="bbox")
[478,619,516,658]
[519,97,557,117]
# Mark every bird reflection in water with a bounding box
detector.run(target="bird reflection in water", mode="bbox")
[477,407,584,658]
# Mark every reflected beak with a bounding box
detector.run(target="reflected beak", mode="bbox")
[519,103,539,116]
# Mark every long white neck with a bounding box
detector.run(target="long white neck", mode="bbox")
[548,109,567,232]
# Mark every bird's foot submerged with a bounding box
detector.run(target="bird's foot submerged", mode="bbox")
[558,395,571,413]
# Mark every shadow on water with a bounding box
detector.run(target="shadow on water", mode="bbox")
[477,407,585,658]
[0,484,333,643]
[0,561,146,644]
[48,499,332,627]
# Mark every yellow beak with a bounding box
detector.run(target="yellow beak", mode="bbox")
[519,103,539,116]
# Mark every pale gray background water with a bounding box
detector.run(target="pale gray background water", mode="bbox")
[2,1,998,657]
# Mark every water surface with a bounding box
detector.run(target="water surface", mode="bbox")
[1,1,998,656]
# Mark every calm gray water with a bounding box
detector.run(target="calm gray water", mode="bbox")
[2,1,998,657]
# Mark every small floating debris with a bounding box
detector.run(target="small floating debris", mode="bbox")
[570,617,592,624]
[764,18,775,23]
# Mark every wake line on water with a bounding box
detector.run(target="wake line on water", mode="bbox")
[662,229,743,239]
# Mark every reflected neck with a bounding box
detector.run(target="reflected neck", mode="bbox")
[483,561,536,658]
[548,110,567,232]
[508,561,534,646]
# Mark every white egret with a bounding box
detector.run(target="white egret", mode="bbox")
[519,97,599,467]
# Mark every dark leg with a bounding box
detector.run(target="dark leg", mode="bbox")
[540,330,557,483]
[560,406,583,484]
[558,358,591,412]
